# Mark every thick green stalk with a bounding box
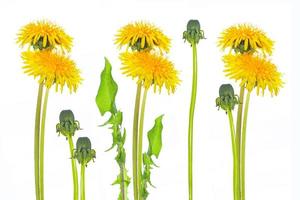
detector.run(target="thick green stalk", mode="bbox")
[39,87,49,200]
[228,110,239,200]
[80,163,86,200]
[241,91,251,200]
[133,83,142,200]
[34,83,44,200]
[188,42,198,200]
[236,86,245,198]
[138,88,148,200]
[68,135,79,200]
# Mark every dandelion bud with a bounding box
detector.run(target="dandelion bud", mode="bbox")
[74,137,96,165]
[216,84,239,111]
[56,110,80,137]
[183,19,205,45]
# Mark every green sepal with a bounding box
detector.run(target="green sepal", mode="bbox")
[96,57,118,116]
[147,115,164,158]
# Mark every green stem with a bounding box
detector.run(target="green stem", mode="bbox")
[138,88,148,200]
[133,83,142,200]
[34,83,44,200]
[120,163,128,200]
[236,86,245,199]
[228,110,239,200]
[68,136,79,200]
[39,87,49,200]
[241,91,251,200]
[80,163,86,200]
[188,42,198,200]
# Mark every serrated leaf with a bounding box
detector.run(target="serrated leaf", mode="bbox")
[112,174,122,185]
[147,115,164,158]
[95,57,118,116]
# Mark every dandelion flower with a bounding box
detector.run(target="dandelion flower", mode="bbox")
[120,52,180,93]
[17,20,72,51]
[223,54,283,96]
[22,50,81,92]
[115,22,170,52]
[219,24,273,55]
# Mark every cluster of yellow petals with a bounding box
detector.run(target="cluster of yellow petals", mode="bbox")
[116,21,179,93]
[17,20,72,52]
[22,50,81,93]
[120,52,180,93]
[218,24,274,55]
[223,54,283,96]
[115,21,170,53]
[18,20,81,92]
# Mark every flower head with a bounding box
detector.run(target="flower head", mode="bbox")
[17,20,72,52]
[218,24,273,55]
[223,54,283,96]
[115,22,170,52]
[22,50,81,92]
[120,52,180,93]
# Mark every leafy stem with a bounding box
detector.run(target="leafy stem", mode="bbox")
[140,115,164,200]
[96,58,130,200]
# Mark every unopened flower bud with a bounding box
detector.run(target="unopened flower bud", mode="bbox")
[56,110,80,138]
[74,137,96,165]
[183,19,205,45]
[216,84,239,111]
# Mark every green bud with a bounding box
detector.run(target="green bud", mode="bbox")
[59,110,75,122]
[32,37,53,50]
[76,137,92,150]
[216,84,239,111]
[183,19,205,45]
[130,38,150,52]
[74,137,96,165]
[233,40,254,54]
[219,84,235,97]
[56,110,80,138]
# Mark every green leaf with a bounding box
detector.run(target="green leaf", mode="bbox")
[95,57,118,116]
[147,115,164,158]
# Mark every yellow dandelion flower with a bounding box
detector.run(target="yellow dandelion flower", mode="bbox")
[120,52,180,93]
[22,50,81,92]
[115,22,170,53]
[223,54,283,96]
[219,24,273,55]
[17,20,72,52]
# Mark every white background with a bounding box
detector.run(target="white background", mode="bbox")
[0,0,299,199]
